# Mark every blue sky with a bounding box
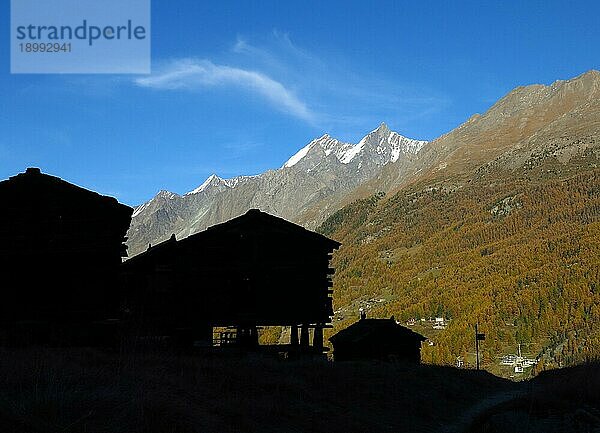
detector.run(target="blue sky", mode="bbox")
[1,0,599,205]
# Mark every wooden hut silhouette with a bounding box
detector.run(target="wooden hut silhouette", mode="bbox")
[329,317,426,362]
[0,168,133,344]
[122,209,341,352]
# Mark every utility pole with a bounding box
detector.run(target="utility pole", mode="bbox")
[475,323,486,370]
[475,323,479,370]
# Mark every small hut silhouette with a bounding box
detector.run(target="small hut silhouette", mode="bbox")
[0,168,132,344]
[329,316,426,362]
[122,209,341,352]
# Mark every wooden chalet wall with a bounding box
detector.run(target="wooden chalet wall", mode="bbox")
[122,209,340,345]
[0,168,133,329]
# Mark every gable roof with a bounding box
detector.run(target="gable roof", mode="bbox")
[122,233,178,266]
[125,209,341,265]
[0,167,132,217]
[181,209,341,249]
[329,318,427,345]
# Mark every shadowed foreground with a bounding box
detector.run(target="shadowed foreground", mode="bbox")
[468,362,600,433]
[0,347,510,433]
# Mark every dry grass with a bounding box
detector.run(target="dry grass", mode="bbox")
[0,346,509,433]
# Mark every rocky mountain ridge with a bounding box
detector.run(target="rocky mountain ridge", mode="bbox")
[126,123,426,256]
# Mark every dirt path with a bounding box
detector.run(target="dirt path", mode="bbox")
[440,388,525,433]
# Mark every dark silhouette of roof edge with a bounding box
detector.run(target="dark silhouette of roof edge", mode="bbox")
[125,209,341,264]
[329,318,427,344]
[182,208,341,249]
[1,167,133,214]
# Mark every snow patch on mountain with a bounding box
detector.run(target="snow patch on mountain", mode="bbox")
[284,124,427,168]
[388,132,428,162]
[186,174,222,195]
[132,202,149,218]
[185,173,260,196]
[339,136,367,164]
[132,190,179,217]
[284,140,316,168]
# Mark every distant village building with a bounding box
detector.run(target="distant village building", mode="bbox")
[499,344,537,371]
[121,209,340,352]
[329,316,426,362]
[0,168,132,343]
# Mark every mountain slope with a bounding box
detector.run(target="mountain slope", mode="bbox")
[126,124,426,256]
[352,70,600,199]
[318,70,600,376]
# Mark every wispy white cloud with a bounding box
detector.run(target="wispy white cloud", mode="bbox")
[134,58,314,122]
[133,33,448,139]
[226,33,449,139]
[232,31,312,65]
[232,38,257,56]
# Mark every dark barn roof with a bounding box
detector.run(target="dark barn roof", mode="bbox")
[329,318,427,362]
[0,167,131,218]
[125,209,340,264]
[0,167,133,257]
[329,319,427,345]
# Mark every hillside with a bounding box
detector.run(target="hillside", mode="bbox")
[318,70,600,376]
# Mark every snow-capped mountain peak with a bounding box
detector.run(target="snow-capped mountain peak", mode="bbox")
[185,173,259,196]
[345,122,427,163]
[132,190,179,217]
[185,174,224,195]
[282,134,347,168]
[283,124,426,168]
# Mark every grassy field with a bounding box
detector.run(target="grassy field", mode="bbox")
[0,346,511,433]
